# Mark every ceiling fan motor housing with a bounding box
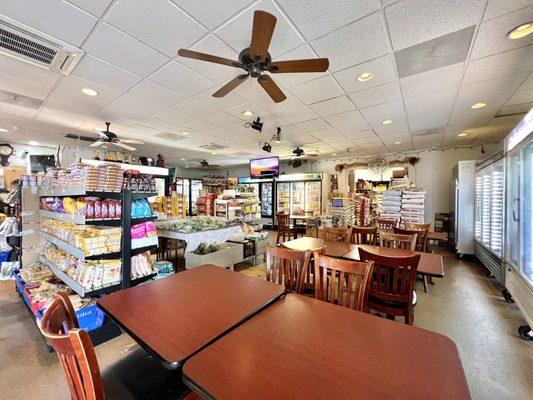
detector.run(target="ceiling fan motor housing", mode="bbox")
[239,47,272,78]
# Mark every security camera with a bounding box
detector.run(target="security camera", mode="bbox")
[251,117,263,132]
[262,142,272,153]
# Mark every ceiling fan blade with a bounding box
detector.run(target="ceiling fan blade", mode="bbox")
[119,139,144,144]
[112,141,136,151]
[258,75,286,103]
[95,130,110,140]
[178,49,242,68]
[212,74,249,98]
[250,10,277,63]
[269,58,329,73]
[64,133,97,142]
[89,141,105,147]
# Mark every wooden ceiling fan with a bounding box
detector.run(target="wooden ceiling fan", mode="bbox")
[178,11,329,103]
[65,122,144,151]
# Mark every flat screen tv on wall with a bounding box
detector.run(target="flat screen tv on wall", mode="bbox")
[250,156,280,178]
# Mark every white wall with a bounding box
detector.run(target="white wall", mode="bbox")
[220,143,503,224]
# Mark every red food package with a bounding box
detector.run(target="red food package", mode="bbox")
[94,200,102,219]
[86,201,95,219]
[101,201,109,219]
[108,201,116,219]
[115,201,122,218]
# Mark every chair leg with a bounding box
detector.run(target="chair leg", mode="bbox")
[276,232,281,244]
[423,275,429,292]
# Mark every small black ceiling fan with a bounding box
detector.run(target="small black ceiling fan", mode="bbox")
[200,160,220,168]
[64,122,144,151]
[178,10,329,103]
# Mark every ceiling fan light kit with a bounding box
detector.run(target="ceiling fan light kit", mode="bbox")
[178,10,329,103]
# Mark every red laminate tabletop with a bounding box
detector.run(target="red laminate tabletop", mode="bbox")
[97,264,285,367]
[184,294,470,400]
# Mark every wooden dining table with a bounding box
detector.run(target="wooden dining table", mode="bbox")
[282,236,444,278]
[183,293,471,400]
[97,264,284,368]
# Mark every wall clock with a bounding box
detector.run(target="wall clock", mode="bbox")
[0,144,14,166]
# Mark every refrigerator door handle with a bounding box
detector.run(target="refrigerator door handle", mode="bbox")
[512,197,520,222]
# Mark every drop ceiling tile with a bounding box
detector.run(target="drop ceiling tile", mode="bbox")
[184,119,219,133]
[150,61,216,96]
[0,55,60,87]
[448,108,495,130]
[56,76,122,104]
[0,0,97,46]
[400,62,464,99]
[173,98,218,117]
[46,91,110,115]
[359,99,405,126]
[106,0,206,57]
[483,0,530,21]
[499,102,533,115]
[37,105,89,127]
[277,0,380,41]
[253,91,304,114]
[385,0,485,50]
[333,54,397,93]
[289,76,344,104]
[129,80,185,107]
[139,117,184,133]
[179,35,240,83]
[325,110,369,132]
[66,0,113,17]
[506,88,533,106]
[405,87,457,120]
[349,81,401,108]
[106,94,164,121]
[374,121,410,136]
[215,0,304,58]
[203,111,242,128]
[72,55,141,92]
[470,8,533,60]
[83,23,169,76]
[453,72,528,113]
[463,46,533,85]
[192,85,246,111]
[277,107,318,123]
[309,96,355,117]
[172,0,254,29]
[312,12,390,72]
[408,111,450,131]
[153,109,195,125]
[269,45,329,88]
[224,103,270,121]
[293,118,330,133]
[520,72,533,90]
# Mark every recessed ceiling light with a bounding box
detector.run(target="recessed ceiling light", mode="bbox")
[275,139,281,144]
[381,119,393,125]
[181,131,190,135]
[180,157,186,161]
[29,140,39,145]
[332,153,337,156]
[357,72,373,82]
[471,102,486,109]
[394,141,402,144]
[458,132,468,137]
[0,128,8,132]
[507,23,533,40]
[185,165,190,168]
[242,110,254,116]
[81,87,98,96]
[211,152,217,155]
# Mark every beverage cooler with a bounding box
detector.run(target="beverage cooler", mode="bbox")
[474,151,505,283]
[503,108,533,340]
[174,178,203,216]
[275,173,327,219]
[238,177,274,227]
[450,161,476,256]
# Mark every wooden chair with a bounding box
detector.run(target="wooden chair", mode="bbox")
[376,218,397,231]
[323,226,352,242]
[313,253,374,312]
[276,212,298,244]
[379,231,417,250]
[405,222,432,231]
[349,226,377,245]
[266,245,311,294]
[394,226,432,292]
[358,249,420,325]
[39,292,190,400]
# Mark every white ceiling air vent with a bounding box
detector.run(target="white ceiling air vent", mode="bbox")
[0,18,84,75]
[198,143,228,151]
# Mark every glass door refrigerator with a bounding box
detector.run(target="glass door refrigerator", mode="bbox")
[238,177,275,226]
[504,108,533,340]
[276,173,324,218]
[474,151,505,283]
[175,178,190,216]
[190,179,203,216]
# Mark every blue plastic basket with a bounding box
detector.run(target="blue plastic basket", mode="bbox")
[0,251,10,263]
[37,303,105,332]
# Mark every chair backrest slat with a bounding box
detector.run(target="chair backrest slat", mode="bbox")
[376,218,397,231]
[323,226,352,242]
[313,253,374,312]
[350,226,377,245]
[276,212,291,229]
[266,245,311,294]
[379,231,417,250]
[40,292,104,400]
[395,226,429,252]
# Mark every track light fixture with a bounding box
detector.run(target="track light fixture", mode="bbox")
[244,117,264,133]
[261,142,272,153]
